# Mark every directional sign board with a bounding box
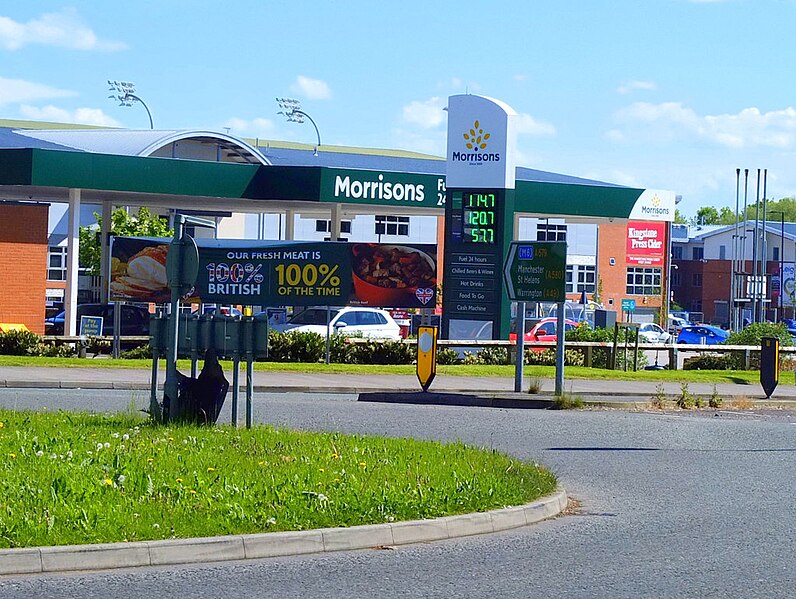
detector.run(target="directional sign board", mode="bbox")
[502,241,567,302]
[621,298,637,313]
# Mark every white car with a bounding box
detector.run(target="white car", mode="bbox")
[270,306,402,340]
[638,322,672,344]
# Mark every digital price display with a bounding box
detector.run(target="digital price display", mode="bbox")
[463,192,498,245]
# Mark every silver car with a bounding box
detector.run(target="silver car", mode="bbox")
[271,307,402,340]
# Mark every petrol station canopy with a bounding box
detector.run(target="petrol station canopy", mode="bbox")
[0,122,661,221]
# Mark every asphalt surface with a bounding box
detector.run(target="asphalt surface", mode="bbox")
[1,368,795,597]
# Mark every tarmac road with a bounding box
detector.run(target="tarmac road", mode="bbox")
[1,387,795,598]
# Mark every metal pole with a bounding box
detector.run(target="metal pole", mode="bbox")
[246,358,253,429]
[781,212,785,320]
[231,355,239,427]
[554,302,565,396]
[752,170,761,323]
[741,169,749,325]
[761,169,768,322]
[731,168,740,330]
[514,302,525,392]
[164,216,184,422]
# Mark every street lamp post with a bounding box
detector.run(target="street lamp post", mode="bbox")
[107,80,154,129]
[276,97,321,155]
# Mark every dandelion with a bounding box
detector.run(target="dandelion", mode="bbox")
[117,475,126,484]
[122,434,129,441]
[36,450,44,457]
[103,442,110,449]
[111,433,120,439]
[189,489,197,495]
[152,523,160,529]
[103,478,113,486]
[317,493,328,502]
[359,462,366,468]
[331,453,340,460]
[0,421,4,428]
[119,445,125,450]
[319,468,325,473]
[50,454,57,460]
[207,467,216,473]
[97,443,103,451]
[147,458,153,464]
[9,453,15,459]
[66,451,72,459]
[266,517,276,525]
[176,478,183,483]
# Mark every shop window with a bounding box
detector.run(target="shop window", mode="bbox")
[315,220,352,234]
[565,264,596,293]
[692,246,704,260]
[47,246,67,281]
[375,215,409,237]
[626,267,662,295]
[537,223,567,242]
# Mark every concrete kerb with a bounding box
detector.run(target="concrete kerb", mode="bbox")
[0,487,567,576]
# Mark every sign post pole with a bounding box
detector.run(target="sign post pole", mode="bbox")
[514,301,525,392]
[555,301,565,396]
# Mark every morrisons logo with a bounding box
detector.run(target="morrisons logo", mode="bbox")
[334,174,425,202]
[452,119,500,164]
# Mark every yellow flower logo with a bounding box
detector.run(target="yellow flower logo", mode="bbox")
[463,120,490,151]
[651,194,661,207]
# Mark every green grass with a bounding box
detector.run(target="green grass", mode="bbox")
[0,355,765,385]
[0,409,556,549]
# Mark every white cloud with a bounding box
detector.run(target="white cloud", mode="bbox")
[222,117,275,137]
[610,101,796,149]
[289,76,331,100]
[513,74,527,82]
[402,97,446,129]
[617,80,657,94]
[0,8,126,51]
[18,105,121,127]
[390,127,446,156]
[0,76,75,106]
[515,113,556,136]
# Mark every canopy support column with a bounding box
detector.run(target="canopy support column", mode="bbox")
[100,200,112,303]
[330,204,342,241]
[284,210,295,240]
[64,188,81,336]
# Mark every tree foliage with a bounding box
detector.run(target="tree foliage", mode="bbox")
[79,207,173,275]
[689,197,796,226]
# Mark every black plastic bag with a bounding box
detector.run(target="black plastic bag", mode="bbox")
[175,349,229,424]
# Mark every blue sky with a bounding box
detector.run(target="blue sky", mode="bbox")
[2,1,796,218]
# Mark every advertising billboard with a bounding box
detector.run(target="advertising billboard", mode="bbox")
[626,221,666,266]
[110,237,437,309]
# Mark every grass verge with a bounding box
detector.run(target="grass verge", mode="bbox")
[0,355,766,385]
[0,409,556,549]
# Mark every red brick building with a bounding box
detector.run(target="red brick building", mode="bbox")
[0,202,49,334]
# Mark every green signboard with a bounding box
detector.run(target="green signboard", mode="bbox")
[621,298,637,312]
[502,241,567,302]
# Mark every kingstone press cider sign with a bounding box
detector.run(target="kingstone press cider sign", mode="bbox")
[626,221,665,266]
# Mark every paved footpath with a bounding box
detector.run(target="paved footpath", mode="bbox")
[1,365,795,406]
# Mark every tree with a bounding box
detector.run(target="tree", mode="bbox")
[694,206,720,225]
[79,207,173,275]
[673,209,687,224]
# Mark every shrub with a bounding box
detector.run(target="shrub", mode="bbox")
[0,329,41,355]
[436,348,459,365]
[683,353,735,371]
[267,331,325,363]
[474,346,511,365]
[550,392,584,410]
[725,322,792,347]
[120,344,153,359]
[34,342,75,358]
[523,348,585,367]
[349,340,413,365]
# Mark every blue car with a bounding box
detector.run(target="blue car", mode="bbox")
[676,325,730,345]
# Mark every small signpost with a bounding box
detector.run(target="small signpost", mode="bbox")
[503,241,567,394]
[760,337,779,398]
[621,298,636,322]
[416,325,437,391]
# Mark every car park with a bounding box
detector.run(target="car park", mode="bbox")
[270,306,402,340]
[667,314,690,335]
[510,317,580,343]
[44,304,150,337]
[638,322,671,344]
[676,324,730,345]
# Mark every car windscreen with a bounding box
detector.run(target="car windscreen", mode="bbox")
[289,308,340,325]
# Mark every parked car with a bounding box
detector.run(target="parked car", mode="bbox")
[270,306,401,340]
[667,314,690,335]
[510,317,580,343]
[676,325,730,345]
[195,306,243,317]
[44,304,150,337]
[638,323,671,344]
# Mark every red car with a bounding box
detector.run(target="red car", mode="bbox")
[510,317,580,343]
